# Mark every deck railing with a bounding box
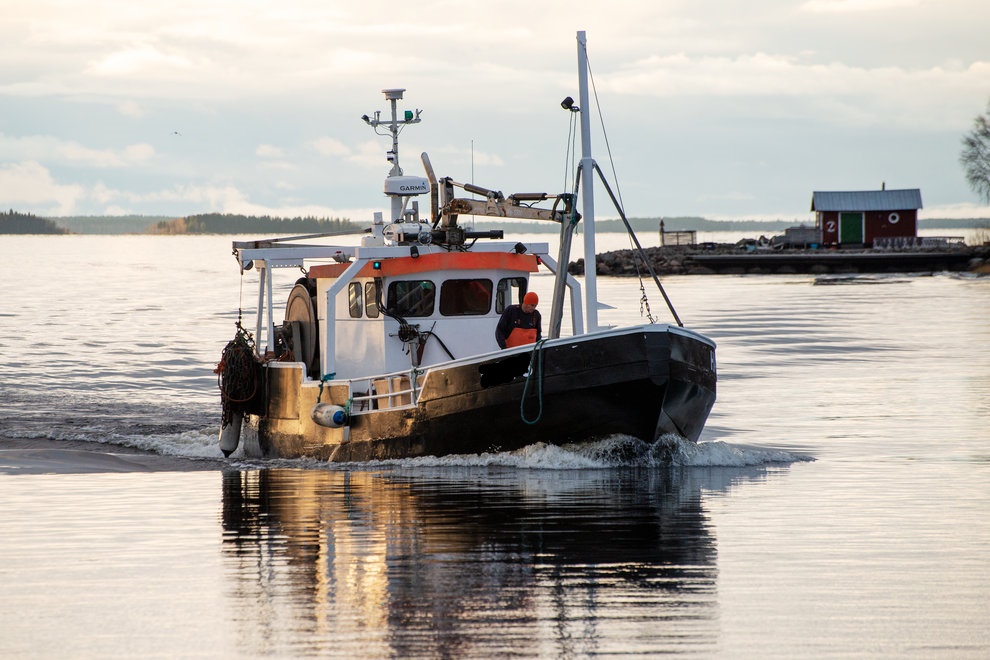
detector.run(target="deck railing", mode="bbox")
[873,236,965,250]
[347,369,424,413]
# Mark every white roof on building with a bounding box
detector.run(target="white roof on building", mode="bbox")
[811,189,923,212]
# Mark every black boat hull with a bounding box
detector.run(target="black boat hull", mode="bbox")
[246,325,716,462]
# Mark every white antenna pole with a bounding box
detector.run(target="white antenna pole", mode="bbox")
[383,89,405,223]
[471,139,475,228]
[577,31,598,332]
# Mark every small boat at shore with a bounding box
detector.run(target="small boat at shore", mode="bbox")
[215,32,716,461]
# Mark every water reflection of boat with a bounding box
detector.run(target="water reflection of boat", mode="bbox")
[215,32,716,462]
[218,465,763,655]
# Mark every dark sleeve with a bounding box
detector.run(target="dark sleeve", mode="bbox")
[534,310,542,341]
[495,306,517,349]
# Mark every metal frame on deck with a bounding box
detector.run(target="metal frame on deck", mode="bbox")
[233,240,585,375]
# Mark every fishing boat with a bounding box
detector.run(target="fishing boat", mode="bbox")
[216,32,716,462]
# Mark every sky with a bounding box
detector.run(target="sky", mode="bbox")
[2,0,989,223]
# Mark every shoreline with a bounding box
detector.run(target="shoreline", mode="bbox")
[569,244,990,276]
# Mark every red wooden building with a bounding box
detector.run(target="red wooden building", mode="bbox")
[811,188,922,247]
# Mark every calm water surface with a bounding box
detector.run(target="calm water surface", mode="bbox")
[1,235,988,658]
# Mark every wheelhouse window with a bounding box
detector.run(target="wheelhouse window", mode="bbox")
[496,277,527,314]
[388,280,436,317]
[440,279,493,316]
[348,282,363,318]
[365,281,380,318]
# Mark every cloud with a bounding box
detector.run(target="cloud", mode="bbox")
[309,136,411,171]
[310,137,351,157]
[1,133,155,167]
[260,162,296,171]
[351,141,389,169]
[85,45,195,78]
[429,145,506,168]
[0,161,85,214]
[133,183,376,219]
[34,173,371,219]
[0,162,254,216]
[256,144,285,158]
[93,180,291,216]
[801,0,924,12]
[100,204,135,215]
[58,140,155,167]
[920,202,990,219]
[90,182,118,205]
[117,100,145,118]
[606,53,990,127]
[613,52,981,98]
[4,1,989,219]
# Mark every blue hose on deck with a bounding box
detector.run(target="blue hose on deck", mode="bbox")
[520,339,548,425]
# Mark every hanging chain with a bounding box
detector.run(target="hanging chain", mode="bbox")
[639,279,657,324]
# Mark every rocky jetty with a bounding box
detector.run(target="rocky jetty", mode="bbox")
[568,244,990,276]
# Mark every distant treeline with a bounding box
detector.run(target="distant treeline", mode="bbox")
[627,217,796,232]
[471,216,990,234]
[637,217,989,231]
[149,213,360,235]
[470,217,804,234]
[0,210,69,234]
[633,217,988,231]
[3,210,988,235]
[51,215,172,234]
[919,218,990,229]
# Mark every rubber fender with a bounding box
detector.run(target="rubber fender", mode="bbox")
[219,411,243,457]
[311,403,349,428]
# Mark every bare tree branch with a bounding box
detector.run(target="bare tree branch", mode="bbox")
[960,99,990,204]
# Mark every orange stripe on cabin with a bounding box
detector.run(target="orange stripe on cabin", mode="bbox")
[309,251,540,279]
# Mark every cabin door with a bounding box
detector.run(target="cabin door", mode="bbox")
[839,212,864,244]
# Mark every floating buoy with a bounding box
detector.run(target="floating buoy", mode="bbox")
[219,411,243,457]
[311,403,349,428]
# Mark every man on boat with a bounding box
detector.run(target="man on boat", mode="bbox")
[496,291,542,349]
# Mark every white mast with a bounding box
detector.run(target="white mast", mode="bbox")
[363,89,424,224]
[384,88,407,223]
[577,31,598,332]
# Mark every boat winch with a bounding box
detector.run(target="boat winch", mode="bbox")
[383,222,433,245]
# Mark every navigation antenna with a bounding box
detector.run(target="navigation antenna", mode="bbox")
[362,89,426,224]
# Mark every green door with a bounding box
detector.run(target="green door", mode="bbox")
[839,212,863,244]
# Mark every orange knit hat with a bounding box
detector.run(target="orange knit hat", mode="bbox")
[523,291,539,306]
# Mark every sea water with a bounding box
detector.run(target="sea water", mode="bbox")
[1,234,988,658]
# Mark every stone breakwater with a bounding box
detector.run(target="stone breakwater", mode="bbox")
[567,245,990,276]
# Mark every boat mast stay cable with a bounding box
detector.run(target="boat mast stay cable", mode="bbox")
[589,163,683,327]
[573,30,683,328]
